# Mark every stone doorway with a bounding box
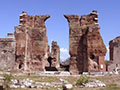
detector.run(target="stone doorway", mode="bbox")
[45,56,58,71]
[47,56,52,67]
[18,62,23,69]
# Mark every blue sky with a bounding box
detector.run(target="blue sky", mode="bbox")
[0,0,120,61]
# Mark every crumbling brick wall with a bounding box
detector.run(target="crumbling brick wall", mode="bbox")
[108,37,120,72]
[51,41,60,68]
[64,10,106,74]
[0,33,16,70]
[14,11,50,71]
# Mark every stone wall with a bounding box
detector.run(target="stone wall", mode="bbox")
[51,41,60,68]
[0,33,15,70]
[108,37,120,72]
[64,10,106,74]
[14,11,50,71]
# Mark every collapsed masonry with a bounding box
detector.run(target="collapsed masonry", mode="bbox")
[64,10,107,74]
[51,41,60,68]
[46,41,60,71]
[0,33,15,70]
[108,37,120,72]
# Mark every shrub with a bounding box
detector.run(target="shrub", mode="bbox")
[3,74,14,90]
[76,75,90,85]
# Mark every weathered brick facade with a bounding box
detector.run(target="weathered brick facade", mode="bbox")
[0,33,15,70]
[14,11,50,71]
[108,37,120,72]
[64,10,106,74]
[0,11,107,74]
[51,41,60,68]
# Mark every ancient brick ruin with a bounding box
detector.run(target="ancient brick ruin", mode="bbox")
[14,11,50,71]
[0,11,108,74]
[51,41,60,68]
[0,11,61,72]
[108,37,120,72]
[0,33,15,70]
[64,10,107,74]
[46,41,60,71]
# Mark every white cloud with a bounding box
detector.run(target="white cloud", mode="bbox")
[60,48,70,61]
[105,46,109,60]
[60,56,65,61]
[60,48,68,54]
[106,46,109,52]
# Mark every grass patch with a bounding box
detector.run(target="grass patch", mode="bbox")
[14,74,59,83]
[107,84,120,90]
[34,76,59,82]
[10,88,30,90]
[100,84,120,90]
[76,75,90,85]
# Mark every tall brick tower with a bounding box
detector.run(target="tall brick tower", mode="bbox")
[14,11,50,72]
[51,41,60,68]
[64,10,106,74]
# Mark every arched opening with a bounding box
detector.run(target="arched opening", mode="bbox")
[90,53,95,60]
[94,65,96,69]
[47,56,53,67]
[19,63,22,69]
[45,56,58,71]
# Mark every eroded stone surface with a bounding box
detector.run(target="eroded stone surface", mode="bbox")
[108,37,120,73]
[51,41,60,68]
[64,10,106,74]
[45,41,60,71]
[0,11,107,74]
[14,11,50,71]
[0,33,15,70]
